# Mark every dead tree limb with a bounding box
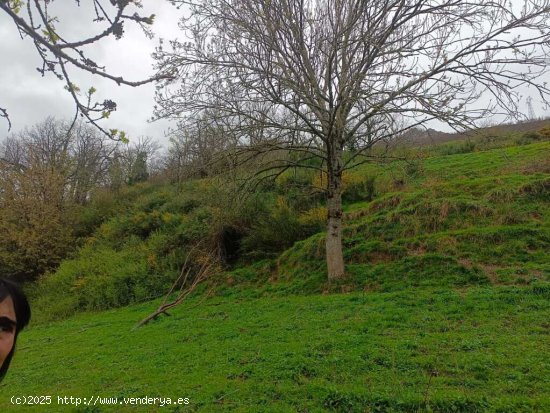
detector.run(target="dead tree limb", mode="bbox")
[134,248,218,329]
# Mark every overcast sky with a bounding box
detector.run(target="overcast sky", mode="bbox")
[0,2,182,147]
[1,2,549,149]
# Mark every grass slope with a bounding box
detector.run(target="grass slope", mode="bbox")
[2,285,550,412]
[224,141,550,296]
[2,137,549,412]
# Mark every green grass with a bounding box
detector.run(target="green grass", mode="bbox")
[4,135,549,412]
[2,284,549,412]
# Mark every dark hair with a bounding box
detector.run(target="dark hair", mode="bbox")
[0,277,31,382]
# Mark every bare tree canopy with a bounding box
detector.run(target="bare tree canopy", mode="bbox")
[0,0,169,138]
[153,0,550,279]
[1,117,115,203]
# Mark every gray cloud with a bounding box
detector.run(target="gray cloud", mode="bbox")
[1,1,549,147]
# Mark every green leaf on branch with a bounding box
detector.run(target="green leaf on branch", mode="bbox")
[119,131,129,144]
[8,0,23,14]
[108,128,129,143]
[42,28,60,43]
[64,83,81,94]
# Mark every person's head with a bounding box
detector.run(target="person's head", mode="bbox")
[0,278,30,382]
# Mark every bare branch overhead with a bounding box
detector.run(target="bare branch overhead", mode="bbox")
[0,0,172,138]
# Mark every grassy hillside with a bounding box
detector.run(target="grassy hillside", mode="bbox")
[1,132,549,411]
[3,286,550,412]
[218,140,549,297]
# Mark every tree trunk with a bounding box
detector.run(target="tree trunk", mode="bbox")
[326,147,345,280]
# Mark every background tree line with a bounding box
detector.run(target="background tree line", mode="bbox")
[0,117,160,280]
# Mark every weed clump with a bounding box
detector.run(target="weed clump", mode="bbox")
[439,140,477,155]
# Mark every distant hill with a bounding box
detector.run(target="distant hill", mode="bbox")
[400,117,550,146]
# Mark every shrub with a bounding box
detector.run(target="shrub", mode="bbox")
[514,131,542,145]
[71,189,122,238]
[298,206,327,234]
[439,140,477,155]
[160,194,200,214]
[32,244,172,321]
[100,209,183,244]
[241,197,304,255]
[404,160,424,178]
[173,207,215,244]
[538,126,550,139]
[343,174,377,202]
[275,168,315,190]
[312,171,378,202]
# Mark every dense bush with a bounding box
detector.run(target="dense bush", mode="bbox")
[30,186,212,319]
[70,189,123,239]
[275,168,316,190]
[32,244,172,321]
[538,126,550,139]
[32,179,318,317]
[241,197,307,256]
[342,174,377,202]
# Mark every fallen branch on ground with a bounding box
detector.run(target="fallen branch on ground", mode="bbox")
[134,248,218,329]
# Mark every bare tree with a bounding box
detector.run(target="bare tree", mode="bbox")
[0,120,75,279]
[5,117,74,207]
[0,136,25,170]
[163,134,188,185]
[1,117,118,203]
[154,0,550,279]
[164,112,239,181]
[0,117,127,279]
[117,135,161,184]
[67,121,115,203]
[0,0,169,137]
